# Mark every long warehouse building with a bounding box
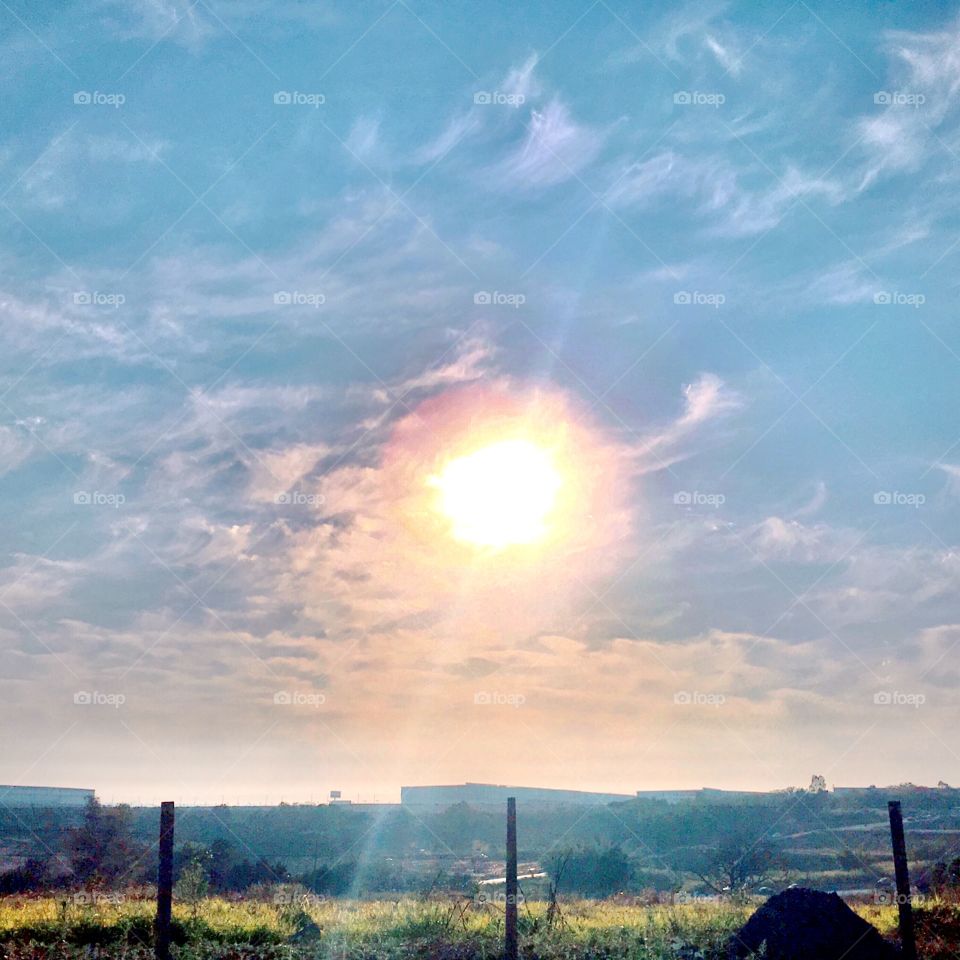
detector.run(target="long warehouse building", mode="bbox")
[0,785,95,807]
[401,782,632,809]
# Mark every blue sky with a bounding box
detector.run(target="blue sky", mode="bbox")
[2,0,960,803]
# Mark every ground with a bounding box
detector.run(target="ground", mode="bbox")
[0,893,927,959]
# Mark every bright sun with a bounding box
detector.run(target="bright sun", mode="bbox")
[430,439,563,549]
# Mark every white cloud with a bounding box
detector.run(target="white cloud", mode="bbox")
[605,152,684,207]
[632,373,743,471]
[17,132,167,210]
[607,152,842,237]
[855,19,960,189]
[414,112,480,165]
[0,425,33,476]
[749,516,859,565]
[715,165,843,237]
[501,52,542,101]
[612,0,730,66]
[98,0,334,49]
[99,0,214,49]
[496,100,605,188]
[345,116,382,163]
[805,262,879,305]
[938,463,960,499]
[791,481,829,518]
[680,372,742,426]
[704,33,741,75]
[855,114,927,190]
[247,443,331,504]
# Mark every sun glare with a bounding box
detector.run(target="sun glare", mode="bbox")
[430,439,563,549]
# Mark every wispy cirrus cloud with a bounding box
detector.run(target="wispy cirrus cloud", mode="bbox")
[854,19,960,190]
[3,0,960,799]
[607,151,843,236]
[495,99,606,189]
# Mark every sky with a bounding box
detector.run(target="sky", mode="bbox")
[2,0,960,804]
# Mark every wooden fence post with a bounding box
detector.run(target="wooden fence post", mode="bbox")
[887,800,917,960]
[156,801,175,960]
[505,797,518,960]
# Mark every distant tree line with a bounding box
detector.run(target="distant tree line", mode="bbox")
[0,800,292,895]
[5,789,960,898]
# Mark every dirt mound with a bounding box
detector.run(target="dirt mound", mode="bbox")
[728,887,899,960]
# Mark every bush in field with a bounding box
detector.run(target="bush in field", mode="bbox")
[174,842,213,883]
[176,861,210,916]
[227,858,290,890]
[921,858,960,894]
[301,861,357,896]
[0,858,61,894]
[68,798,144,887]
[208,837,236,891]
[553,845,635,897]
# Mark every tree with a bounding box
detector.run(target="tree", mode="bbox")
[0,858,52,893]
[552,845,634,898]
[175,861,209,916]
[544,852,570,929]
[226,857,288,891]
[930,858,960,890]
[694,830,785,895]
[68,798,142,887]
[301,861,356,896]
[173,842,211,883]
[808,774,827,793]
[208,838,236,891]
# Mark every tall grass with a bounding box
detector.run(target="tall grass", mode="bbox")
[0,893,911,959]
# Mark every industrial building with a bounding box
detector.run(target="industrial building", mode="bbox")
[0,785,95,807]
[637,788,783,803]
[401,782,633,809]
[634,789,702,803]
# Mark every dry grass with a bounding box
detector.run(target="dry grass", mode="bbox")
[0,892,923,959]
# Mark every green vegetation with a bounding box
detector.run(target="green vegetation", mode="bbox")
[5,789,960,956]
[7,788,960,900]
[0,894,794,958]
[7,891,960,959]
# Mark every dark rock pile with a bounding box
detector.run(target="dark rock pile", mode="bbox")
[728,887,900,960]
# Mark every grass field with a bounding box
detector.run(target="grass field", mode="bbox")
[0,892,918,959]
